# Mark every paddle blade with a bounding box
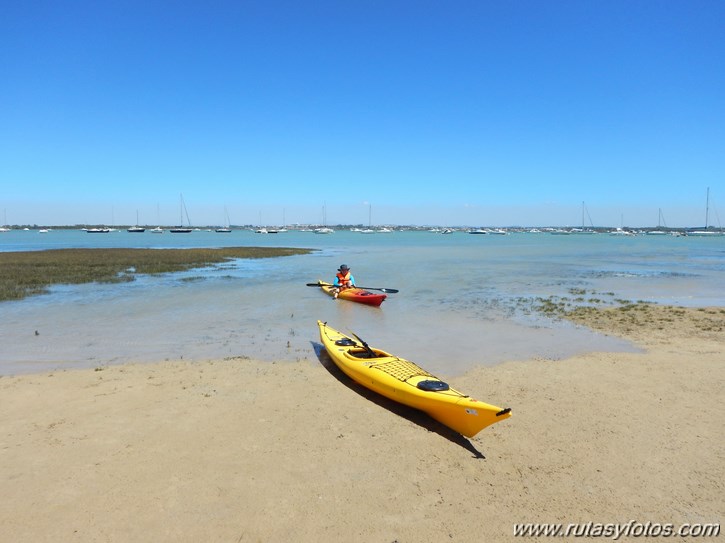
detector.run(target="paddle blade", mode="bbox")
[357,286,398,293]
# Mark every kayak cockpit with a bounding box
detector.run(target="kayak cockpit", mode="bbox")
[347,349,386,360]
[334,338,387,360]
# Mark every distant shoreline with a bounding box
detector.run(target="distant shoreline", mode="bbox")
[1,225,723,234]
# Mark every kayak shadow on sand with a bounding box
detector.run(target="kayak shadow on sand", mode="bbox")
[311,342,486,459]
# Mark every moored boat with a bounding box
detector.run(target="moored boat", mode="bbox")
[314,281,386,306]
[170,193,193,233]
[128,211,145,232]
[317,321,511,438]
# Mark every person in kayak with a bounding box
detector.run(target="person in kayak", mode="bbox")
[333,264,356,298]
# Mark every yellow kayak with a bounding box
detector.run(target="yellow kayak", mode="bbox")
[317,321,511,438]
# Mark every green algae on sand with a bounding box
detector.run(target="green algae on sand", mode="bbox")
[0,247,313,301]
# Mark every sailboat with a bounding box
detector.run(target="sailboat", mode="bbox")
[646,209,668,235]
[170,194,193,233]
[216,207,232,233]
[359,203,375,233]
[278,209,288,232]
[127,210,145,233]
[254,211,269,233]
[571,202,596,234]
[314,204,334,234]
[608,213,634,236]
[149,203,163,233]
[0,209,9,232]
[690,188,722,236]
[267,209,287,233]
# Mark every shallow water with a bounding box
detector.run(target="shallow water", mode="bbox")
[1,229,723,376]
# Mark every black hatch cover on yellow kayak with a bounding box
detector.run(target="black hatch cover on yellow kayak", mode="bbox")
[417,380,450,392]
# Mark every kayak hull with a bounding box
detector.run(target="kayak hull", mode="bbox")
[316,281,386,306]
[317,321,511,438]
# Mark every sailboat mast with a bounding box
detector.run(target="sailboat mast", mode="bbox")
[705,187,710,229]
[184,201,191,227]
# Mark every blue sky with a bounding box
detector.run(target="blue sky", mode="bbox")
[2,1,724,227]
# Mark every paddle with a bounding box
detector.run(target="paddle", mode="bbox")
[351,332,377,358]
[305,282,399,294]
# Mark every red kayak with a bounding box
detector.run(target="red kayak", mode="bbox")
[315,281,387,306]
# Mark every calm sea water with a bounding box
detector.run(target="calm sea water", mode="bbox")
[1,228,723,376]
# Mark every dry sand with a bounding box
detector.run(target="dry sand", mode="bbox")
[1,305,723,542]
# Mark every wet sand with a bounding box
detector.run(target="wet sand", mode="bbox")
[1,305,722,542]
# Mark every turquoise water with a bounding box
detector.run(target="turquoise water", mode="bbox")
[1,229,723,376]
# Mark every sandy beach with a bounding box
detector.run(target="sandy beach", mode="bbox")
[1,305,722,542]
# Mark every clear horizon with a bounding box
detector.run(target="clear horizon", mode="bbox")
[2,2,723,228]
